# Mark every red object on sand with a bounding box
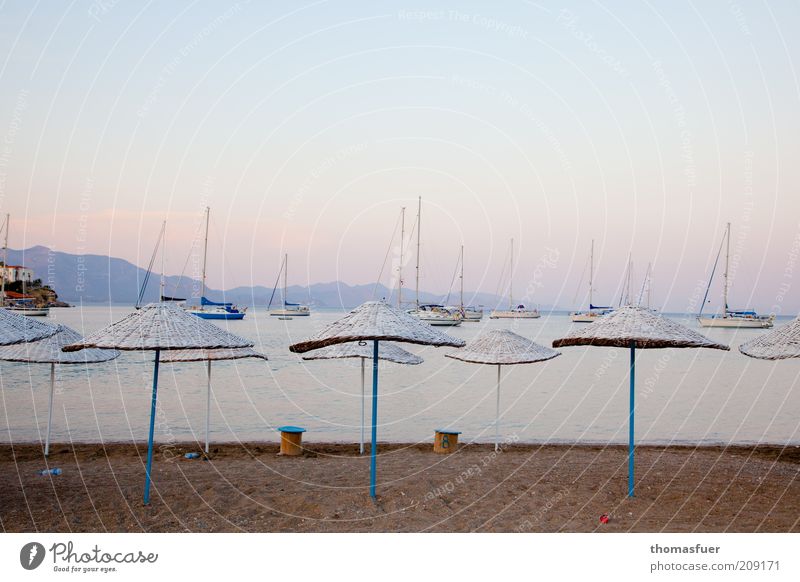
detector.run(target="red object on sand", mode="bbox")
[599,513,610,524]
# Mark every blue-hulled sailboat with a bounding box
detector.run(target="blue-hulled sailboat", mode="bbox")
[186,207,246,320]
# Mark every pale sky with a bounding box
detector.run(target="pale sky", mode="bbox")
[1,1,799,313]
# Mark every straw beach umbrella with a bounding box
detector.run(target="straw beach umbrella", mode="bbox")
[63,302,253,505]
[445,329,560,451]
[0,307,58,346]
[302,341,423,454]
[0,324,119,455]
[160,347,268,454]
[289,301,464,498]
[552,306,728,497]
[739,315,800,360]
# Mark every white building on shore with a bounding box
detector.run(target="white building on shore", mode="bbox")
[1,264,34,284]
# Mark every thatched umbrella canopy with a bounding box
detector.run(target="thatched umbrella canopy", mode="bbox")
[0,324,119,456]
[446,329,560,450]
[303,341,423,454]
[0,324,118,364]
[160,347,268,454]
[290,301,464,498]
[63,303,253,352]
[63,302,253,505]
[159,347,268,362]
[302,341,423,364]
[447,329,561,365]
[289,301,464,353]
[552,306,728,350]
[0,308,58,346]
[552,306,729,497]
[739,315,800,360]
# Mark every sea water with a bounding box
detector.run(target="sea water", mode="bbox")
[1,306,798,447]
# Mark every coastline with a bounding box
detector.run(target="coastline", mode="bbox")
[3,442,798,533]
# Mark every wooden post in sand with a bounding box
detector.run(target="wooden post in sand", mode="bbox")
[433,429,461,454]
[278,426,306,456]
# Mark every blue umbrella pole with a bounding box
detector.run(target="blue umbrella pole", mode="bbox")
[143,349,161,505]
[628,340,636,498]
[370,340,379,498]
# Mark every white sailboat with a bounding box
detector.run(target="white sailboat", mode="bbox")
[456,245,483,322]
[489,238,540,319]
[697,222,773,328]
[268,253,311,317]
[570,239,613,323]
[136,220,188,309]
[636,262,658,315]
[406,197,462,326]
[396,206,406,310]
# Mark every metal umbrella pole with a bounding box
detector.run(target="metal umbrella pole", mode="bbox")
[45,363,55,456]
[628,340,636,497]
[205,359,212,454]
[370,340,379,498]
[495,364,502,452]
[360,357,365,455]
[144,349,161,505]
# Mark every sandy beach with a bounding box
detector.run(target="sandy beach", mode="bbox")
[2,442,798,533]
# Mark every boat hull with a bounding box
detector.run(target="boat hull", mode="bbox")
[270,310,310,317]
[7,308,49,317]
[570,313,600,323]
[459,308,483,322]
[420,318,461,326]
[697,316,773,328]
[188,310,245,320]
[408,309,462,326]
[489,310,540,319]
[570,309,613,323]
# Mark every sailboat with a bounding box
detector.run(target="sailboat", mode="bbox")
[450,246,482,321]
[617,254,634,308]
[185,207,246,320]
[135,221,187,309]
[636,262,658,314]
[570,239,613,323]
[697,222,773,328]
[136,221,165,310]
[268,254,311,317]
[396,206,406,310]
[2,214,48,316]
[489,238,540,319]
[406,197,462,326]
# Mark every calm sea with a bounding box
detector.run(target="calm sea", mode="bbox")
[1,306,798,447]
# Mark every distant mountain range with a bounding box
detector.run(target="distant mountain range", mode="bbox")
[5,246,517,309]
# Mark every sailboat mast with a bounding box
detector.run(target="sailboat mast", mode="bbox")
[723,222,730,314]
[1,214,8,301]
[459,245,464,310]
[509,238,514,309]
[284,253,288,306]
[589,239,594,308]
[398,207,405,308]
[200,207,210,307]
[415,196,421,309]
[620,253,632,306]
[626,258,633,306]
[637,262,651,307]
[159,220,166,302]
